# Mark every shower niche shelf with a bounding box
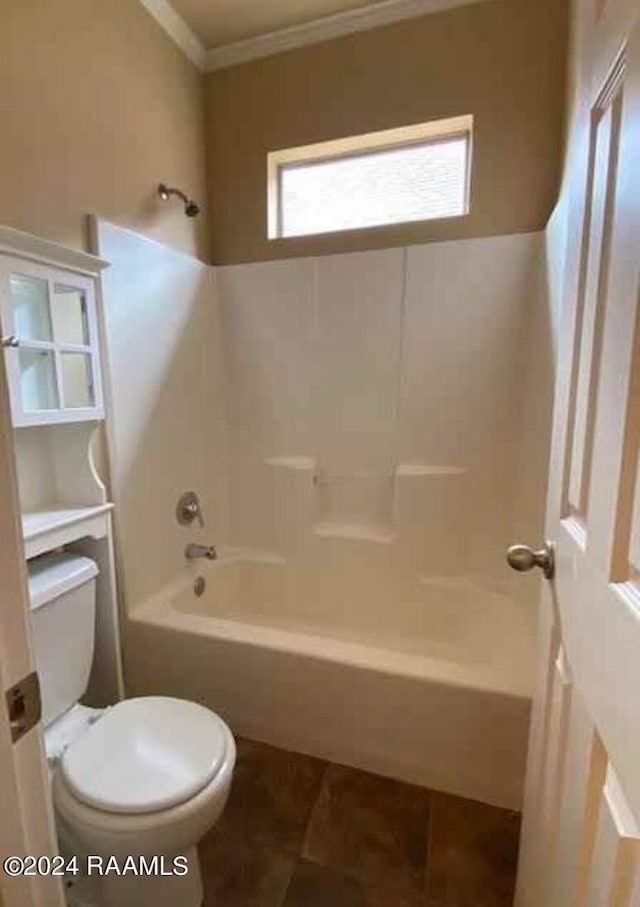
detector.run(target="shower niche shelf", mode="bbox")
[308,465,469,545]
[313,521,395,545]
[313,469,395,545]
[254,460,470,549]
[263,456,317,473]
[395,463,468,478]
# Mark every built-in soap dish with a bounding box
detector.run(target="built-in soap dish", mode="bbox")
[314,470,394,540]
[262,456,317,473]
[395,464,468,478]
[313,522,395,544]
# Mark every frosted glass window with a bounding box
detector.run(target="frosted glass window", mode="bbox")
[19,349,58,411]
[51,285,89,344]
[60,352,94,408]
[280,137,469,237]
[10,276,52,341]
[270,118,472,239]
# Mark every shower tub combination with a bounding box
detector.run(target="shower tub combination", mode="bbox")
[127,554,533,809]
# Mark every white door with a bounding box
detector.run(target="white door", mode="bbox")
[514,0,640,903]
[0,344,64,905]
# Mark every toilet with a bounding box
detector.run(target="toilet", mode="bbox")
[27,551,235,907]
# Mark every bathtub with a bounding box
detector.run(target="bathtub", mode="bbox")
[126,555,535,809]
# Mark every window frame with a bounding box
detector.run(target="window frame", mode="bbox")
[267,114,474,240]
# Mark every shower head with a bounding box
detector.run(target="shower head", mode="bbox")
[157,183,200,218]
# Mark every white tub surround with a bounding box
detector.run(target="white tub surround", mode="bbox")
[94,220,230,610]
[100,227,554,811]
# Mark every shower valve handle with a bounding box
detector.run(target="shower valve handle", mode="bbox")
[176,491,204,527]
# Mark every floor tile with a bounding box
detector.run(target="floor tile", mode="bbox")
[283,860,425,907]
[204,737,327,856]
[282,860,366,907]
[425,792,520,907]
[302,763,431,897]
[200,837,294,907]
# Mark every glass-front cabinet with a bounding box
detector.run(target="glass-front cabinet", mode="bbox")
[0,256,104,425]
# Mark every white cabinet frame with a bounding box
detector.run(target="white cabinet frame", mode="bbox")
[0,247,105,427]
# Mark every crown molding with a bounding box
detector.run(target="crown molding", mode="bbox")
[204,0,489,71]
[136,0,489,73]
[137,0,207,69]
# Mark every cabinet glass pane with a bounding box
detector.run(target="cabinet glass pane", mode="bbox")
[60,352,94,408]
[51,285,89,344]
[19,349,58,411]
[10,276,52,341]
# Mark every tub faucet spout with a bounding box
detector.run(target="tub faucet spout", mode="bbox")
[185,543,217,561]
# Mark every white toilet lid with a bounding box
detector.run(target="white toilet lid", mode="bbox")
[61,697,229,814]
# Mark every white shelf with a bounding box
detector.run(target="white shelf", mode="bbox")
[395,464,467,477]
[313,521,395,544]
[15,409,105,429]
[22,503,114,559]
[263,456,317,472]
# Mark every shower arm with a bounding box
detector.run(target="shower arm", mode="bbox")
[158,183,189,205]
[157,183,200,218]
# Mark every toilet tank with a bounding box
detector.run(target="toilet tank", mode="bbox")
[27,553,99,728]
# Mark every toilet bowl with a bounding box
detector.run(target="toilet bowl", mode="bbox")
[27,552,236,907]
[51,698,235,907]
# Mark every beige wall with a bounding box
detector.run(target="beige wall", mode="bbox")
[204,0,569,264]
[0,0,568,266]
[0,0,209,260]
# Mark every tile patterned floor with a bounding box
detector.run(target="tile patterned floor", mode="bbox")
[199,738,521,907]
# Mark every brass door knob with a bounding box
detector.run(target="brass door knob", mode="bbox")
[506,542,555,579]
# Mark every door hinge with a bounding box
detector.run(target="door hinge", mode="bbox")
[6,671,41,743]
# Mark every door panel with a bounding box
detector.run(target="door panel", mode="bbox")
[548,695,606,907]
[516,2,640,904]
[565,71,622,526]
[631,863,640,905]
[584,767,640,906]
[535,647,573,902]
